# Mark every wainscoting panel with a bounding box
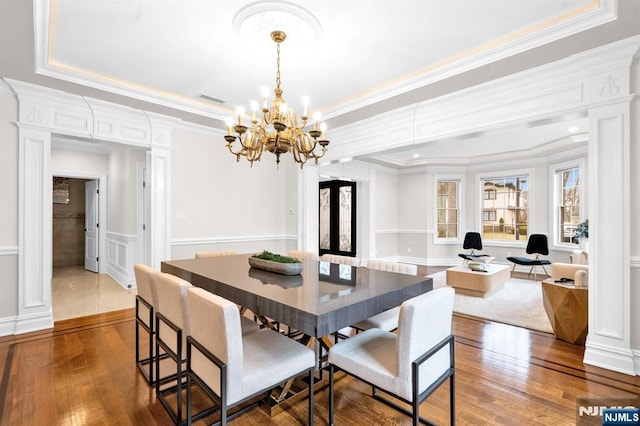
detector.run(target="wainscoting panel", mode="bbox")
[106,232,137,289]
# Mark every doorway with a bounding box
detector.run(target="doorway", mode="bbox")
[50,174,134,322]
[52,176,92,271]
[319,180,357,257]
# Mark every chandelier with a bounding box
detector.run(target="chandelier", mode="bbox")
[224,30,329,168]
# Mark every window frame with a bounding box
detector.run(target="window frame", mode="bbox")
[433,174,464,245]
[550,158,586,250]
[476,168,534,248]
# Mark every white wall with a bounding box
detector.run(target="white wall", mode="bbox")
[397,172,431,260]
[51,148,109,176]
[0,91,18,318]
[169,126,295,258]
[373,168,398,258]
[106,144,146,235]
[0,91,18,245]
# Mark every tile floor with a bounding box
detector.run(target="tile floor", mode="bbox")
[52,265,137,322]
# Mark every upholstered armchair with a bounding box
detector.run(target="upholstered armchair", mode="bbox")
[551,262,589,287]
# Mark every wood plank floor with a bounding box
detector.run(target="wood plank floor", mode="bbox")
[2,307,638,425]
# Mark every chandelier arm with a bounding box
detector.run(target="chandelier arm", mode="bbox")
[310,145,327,160]
[225,139,245,157]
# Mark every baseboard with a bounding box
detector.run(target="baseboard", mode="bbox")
[13,311,54,335]
[0,315,17,337]
[583,341,637,376]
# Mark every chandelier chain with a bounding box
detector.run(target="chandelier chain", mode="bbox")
[276,43,281,89]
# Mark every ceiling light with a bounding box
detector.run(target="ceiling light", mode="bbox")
[568,126,580,133]
[224,31,329,168]
[412,153,420,159]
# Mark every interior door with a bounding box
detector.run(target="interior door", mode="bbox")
[319,180,357,257]
[84,180,99,272]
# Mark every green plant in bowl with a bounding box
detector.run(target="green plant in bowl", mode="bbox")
[252,250,300,264]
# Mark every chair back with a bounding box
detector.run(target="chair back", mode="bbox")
[195,250,236,258]
[396,287,454,398]
[288,250,318,261]
[526,234,549,256]
[155,273,192,355]
[187,287,244,403]
[134,264,158,328]
[321,254,361,266]
[367,259,417,275]
[462,232,483,251]
[134,264,158,306]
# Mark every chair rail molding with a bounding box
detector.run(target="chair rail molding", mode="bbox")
[5,77,174,335]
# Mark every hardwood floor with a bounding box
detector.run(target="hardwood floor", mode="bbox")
[1,307,638,425]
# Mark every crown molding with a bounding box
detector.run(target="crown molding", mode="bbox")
[323,0,618,119]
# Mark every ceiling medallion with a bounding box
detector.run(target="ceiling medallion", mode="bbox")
[232,1,322,47]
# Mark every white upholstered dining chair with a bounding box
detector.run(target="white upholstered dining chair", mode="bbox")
[154,272,193,424]
[195,250,236,258]
[134,263,160,384]
[328,287,456,426]
[185,287,316,425]
[320,253,361,266]
[154,273,260,424]
[352,260,418,332]
[288,249,318,261]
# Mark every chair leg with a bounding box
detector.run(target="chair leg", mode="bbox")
[450,373,456,426]
[308,368,314,425]
[186,372,192,426]
[328,364,335,426]
[541,264,550,277]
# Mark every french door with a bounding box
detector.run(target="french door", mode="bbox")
[319,180,356,257]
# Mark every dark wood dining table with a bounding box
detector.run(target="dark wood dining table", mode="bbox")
[161,253,433,338]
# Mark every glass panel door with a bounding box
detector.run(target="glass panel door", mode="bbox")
[319,180,356,257]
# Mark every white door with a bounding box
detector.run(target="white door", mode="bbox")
[85,180,99,272]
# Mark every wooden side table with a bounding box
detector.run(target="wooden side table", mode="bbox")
[541,279,588,344]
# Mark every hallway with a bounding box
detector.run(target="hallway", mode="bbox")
[51,266,136,322]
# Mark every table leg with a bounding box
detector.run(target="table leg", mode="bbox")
[272,336,317,403]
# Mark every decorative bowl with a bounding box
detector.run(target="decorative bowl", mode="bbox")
[248,257,303,275]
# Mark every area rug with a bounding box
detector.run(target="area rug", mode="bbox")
[428,271,553,333]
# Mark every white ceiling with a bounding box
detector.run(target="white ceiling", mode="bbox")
[2,0,638,167]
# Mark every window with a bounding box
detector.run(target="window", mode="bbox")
[556,166,581,244]
[436,180,459,239]
[481,175,528,241]
[483,210,496,221]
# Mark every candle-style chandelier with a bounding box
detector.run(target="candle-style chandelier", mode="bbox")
[224,30,329,168]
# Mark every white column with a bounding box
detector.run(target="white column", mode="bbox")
[149,146,171,269]
[16,126,54,333]
[582,54,635,374]
[147,113,174,269]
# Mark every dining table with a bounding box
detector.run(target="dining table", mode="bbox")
[161,253,433,407]
[161,253,433,338]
